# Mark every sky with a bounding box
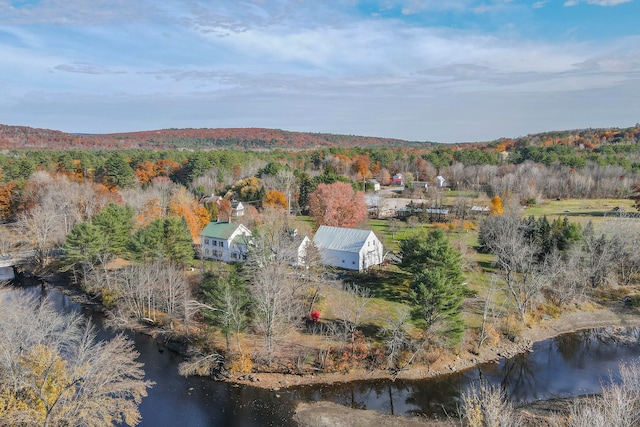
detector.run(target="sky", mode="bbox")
[1,0,639,143]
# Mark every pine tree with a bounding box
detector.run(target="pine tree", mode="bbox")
[92,203,134,256]
[128,217,194,266]
[400,229,466,346]
[409,269,464,345]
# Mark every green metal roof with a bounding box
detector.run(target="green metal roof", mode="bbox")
[200,222,243,239]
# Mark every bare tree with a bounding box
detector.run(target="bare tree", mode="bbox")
[0,290,153,426]
[480,215,551,319]
[381,308,410,370]
[581,222,616,288]
[0,223,20,256]
[608,217,640,287]
[17,202,66,267]
[461,380,522,427]
[244,220,307,364]
[104,261,188,328]
[334,283,371,344]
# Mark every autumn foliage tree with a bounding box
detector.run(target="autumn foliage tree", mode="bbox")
[490,195,504,215]
[0,291,152,426]
[307,182,368,228]
[263,190,288,210]
[168,187,210,239]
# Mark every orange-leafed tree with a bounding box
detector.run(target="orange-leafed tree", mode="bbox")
[0,181,18,221]
[490,195,504,215]
[352,155,371,181]
[168,187,210,239]
[137,198,163,227]
[307,182,368,228]
[156,159,182,177]
[217,198,233,222]
[263,190,288,210]
[134,161,158,186]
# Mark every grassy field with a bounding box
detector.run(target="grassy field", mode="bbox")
[299,197,639,321]
[522,198,636,226]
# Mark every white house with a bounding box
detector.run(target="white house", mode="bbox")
[283,233,312,267]
[368,179,381,192]
[435,175,450,188]
[231,201,245,218]
[313,226,384,271]
[199,221,252,262]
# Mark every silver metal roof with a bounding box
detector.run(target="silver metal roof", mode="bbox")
[313,225,376,253]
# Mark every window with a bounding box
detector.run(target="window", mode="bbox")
[205,249,210,255]
[220,241,224,248]
[352,261,356,265]
[212,241,217,247]
[342,260,345,263]
[205,239,209,244]
[232,253,237,259]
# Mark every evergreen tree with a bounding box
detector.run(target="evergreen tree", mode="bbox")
[400,229,466,346]
[128,217,194,266]
[201,271,249,352]
[163,216,195,266]
[128,219,165,262]
[409,269,464,345]
[92,203,135,256]
[60,222,108,274]
[100,152,136,189]
[400,229,464,286]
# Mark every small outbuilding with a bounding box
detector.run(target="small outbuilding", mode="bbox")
[313,225,384,271]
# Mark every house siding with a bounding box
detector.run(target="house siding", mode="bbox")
[199,222,251,263]
[313,226,384,272]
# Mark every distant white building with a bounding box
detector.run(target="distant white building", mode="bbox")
[284,233,312,267]
[435,176,450,188]
[368,179,381,192]
[230,201,245,218]
[313,226,384,271]
[199,222,252,262]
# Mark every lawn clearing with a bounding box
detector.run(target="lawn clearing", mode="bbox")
[522,198,635,226]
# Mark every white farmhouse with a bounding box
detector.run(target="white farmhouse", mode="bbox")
[313,225,384,271]
[199,221,252,263]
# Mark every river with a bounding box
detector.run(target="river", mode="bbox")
[9,284,640,426]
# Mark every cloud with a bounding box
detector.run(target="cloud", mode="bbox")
[54,62,125,75]
[533,0,550,8]
[0,0,169,25]
[564,0,632,6]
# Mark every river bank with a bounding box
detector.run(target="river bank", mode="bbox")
[226,301,640,391]
[36,275,640,393]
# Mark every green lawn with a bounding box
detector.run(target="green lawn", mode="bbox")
[296,198,639,337]
[522,198,635,226]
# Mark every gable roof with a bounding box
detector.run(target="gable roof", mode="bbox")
[313,225,375,253]
[200,222,247,240]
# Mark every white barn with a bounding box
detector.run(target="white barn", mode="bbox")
[313,226,384,271]
[199,221,252,263]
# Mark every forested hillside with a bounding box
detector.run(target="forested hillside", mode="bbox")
[1,123,639,152]
[0,125,431,150]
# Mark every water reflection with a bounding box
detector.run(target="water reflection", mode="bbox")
[6,284,640,424]
[288,327,640,419]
